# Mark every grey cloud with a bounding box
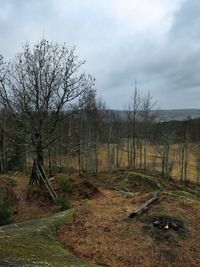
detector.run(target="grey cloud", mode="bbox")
[100,0,200,108]
[170,0,200,40]
[0,0,200,109]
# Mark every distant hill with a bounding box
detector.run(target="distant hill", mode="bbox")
[103,109,200,121]
[156,109,200,121]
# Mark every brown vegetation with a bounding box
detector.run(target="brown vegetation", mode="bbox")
[0,170,200,266]
[58,187,200,267]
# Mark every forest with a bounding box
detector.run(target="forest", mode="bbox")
[1,39,200,267]
[1,81,200,183]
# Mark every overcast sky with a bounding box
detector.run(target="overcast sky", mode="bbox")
[0,0,199,109]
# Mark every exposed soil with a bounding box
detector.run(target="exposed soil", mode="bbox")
[58,188,200,267]
[0,173,60,223]
[72,179,101,200]
[11,173,60,222]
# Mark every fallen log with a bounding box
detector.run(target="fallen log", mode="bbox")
[129,190,162,218]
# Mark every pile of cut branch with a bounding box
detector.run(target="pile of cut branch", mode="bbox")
[30,160,58,202]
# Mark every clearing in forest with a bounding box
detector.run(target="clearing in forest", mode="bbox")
[58,173,200,267]
[1,171,200,267]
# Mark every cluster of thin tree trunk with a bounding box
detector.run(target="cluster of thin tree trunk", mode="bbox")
[0,39,199,184]
[1,88,199,184]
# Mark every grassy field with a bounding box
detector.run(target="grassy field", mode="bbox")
[53,142,199,182]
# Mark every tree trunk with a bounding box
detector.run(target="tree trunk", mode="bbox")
[180,145,184,182]
[107,125,112,171]
[129,191,161,218]
[144,139,147,170]
[127,136,130,168]
[36,149,44,166]
[48,148,52,176]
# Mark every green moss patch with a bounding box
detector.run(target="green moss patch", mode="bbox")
[118,172,161,193]
[0,210,100,267]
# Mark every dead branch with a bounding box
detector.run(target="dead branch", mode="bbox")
[30,160,58,202]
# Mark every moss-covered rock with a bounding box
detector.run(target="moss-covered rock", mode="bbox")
[0,210,100,267]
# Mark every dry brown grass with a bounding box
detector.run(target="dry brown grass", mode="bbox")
[64,142,199,182]
[0,173,57,222]
[58,188,200,267]
[1,170,200,266]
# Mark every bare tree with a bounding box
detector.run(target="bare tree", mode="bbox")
[127,82,142,169]
[156,129,175,179]
[191,143,200,184]
[140,92,157,170]
[81,93,103,174]
[179,120,190,182]
[0,39,94,187]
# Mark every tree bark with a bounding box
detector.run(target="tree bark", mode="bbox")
[129,191,161,218]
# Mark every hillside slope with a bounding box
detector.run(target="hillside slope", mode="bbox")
[1,172,200,267]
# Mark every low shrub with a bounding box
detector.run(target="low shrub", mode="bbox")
[0,201,12,226]
[58,178,73,193]
[55,197,70,210]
